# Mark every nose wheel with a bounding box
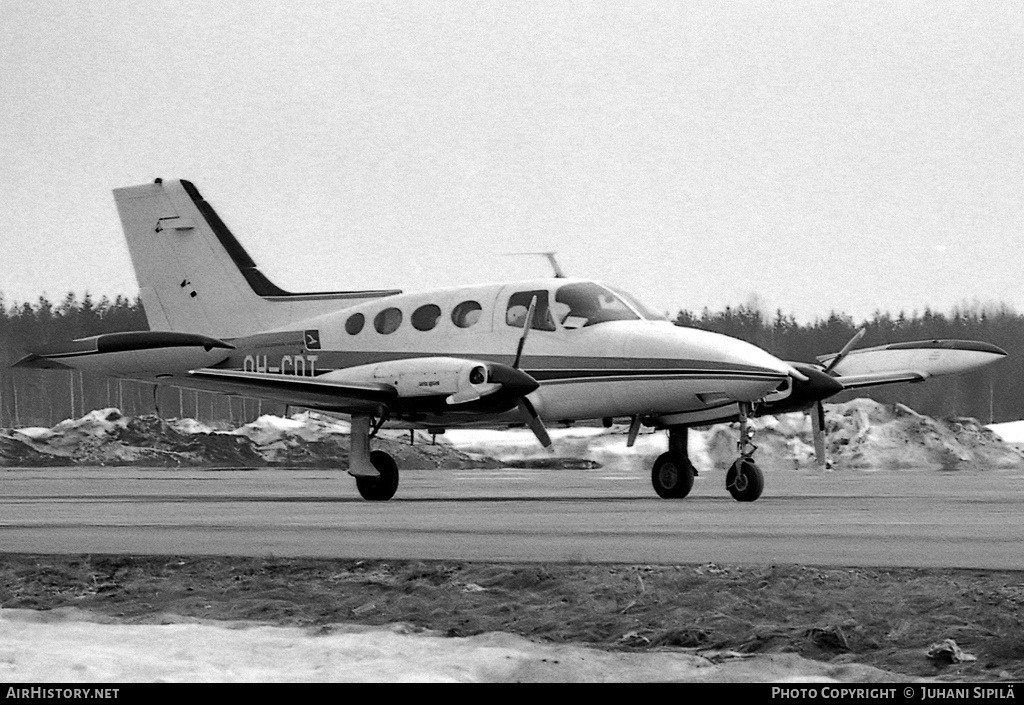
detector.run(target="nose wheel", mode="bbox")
[726,457,763,502]
[727,403,764,502]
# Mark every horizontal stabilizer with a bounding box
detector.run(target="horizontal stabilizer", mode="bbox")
[14,331,234,377]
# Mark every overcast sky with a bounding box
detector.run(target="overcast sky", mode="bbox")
[2,1,1022,324]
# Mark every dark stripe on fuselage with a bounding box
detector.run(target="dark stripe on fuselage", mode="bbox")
[217,347,788,385]
[222,345,785,375]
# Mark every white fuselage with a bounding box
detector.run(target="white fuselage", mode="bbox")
[263,278,793,426]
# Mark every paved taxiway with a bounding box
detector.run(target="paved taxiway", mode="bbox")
[1,466,1022,568]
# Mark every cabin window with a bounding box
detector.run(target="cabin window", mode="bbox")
[553,282,640,329]
[452,300,482,328]
[412,304,442,331]
[345,313,365,335]
[374,307,403,334]
[506,290,555,331]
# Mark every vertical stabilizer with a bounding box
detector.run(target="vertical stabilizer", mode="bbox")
[113,179,400,338]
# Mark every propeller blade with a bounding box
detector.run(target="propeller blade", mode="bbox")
[823,328,866,375]
[811,401,827,468]
[517,397,551,448]
[512,296,538,370]
[508,298,549,447]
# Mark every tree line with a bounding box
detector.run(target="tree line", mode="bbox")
[0,293,1019,428]
[674,302,1018,424]
[0,293,284,428]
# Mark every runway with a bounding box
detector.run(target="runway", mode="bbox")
[2,465,1023,568]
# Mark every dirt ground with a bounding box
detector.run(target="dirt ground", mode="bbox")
[1,554,1021,682]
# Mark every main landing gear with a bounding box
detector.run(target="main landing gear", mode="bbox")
[653,404,764,502]
[348,414,399,501]
[651,427,696,499]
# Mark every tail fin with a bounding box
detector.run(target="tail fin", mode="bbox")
[113,179,400,338]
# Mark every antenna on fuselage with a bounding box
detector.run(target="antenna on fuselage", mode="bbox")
[504,251,566,278]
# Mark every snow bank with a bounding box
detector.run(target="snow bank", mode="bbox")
[2,400,1022,472]
[0,409,483,469]
[448,400,1024,473]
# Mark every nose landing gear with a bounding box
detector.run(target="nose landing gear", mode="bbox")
[726,404,764,502]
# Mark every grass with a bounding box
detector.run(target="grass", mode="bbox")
[2,554,1022,681]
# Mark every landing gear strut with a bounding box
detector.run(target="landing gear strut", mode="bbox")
[651,426,696,499]
[726,404,764,502]
[349,414,399,501]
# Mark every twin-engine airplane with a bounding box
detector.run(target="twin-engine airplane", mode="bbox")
[15,179,1007,502]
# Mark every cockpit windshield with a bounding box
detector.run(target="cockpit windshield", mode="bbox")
[607,285,668,321]
[553,282,641,329]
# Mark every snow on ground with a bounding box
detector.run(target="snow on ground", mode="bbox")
[987,420,1024,445]
[0,608,913,683]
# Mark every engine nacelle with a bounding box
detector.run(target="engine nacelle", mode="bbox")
[320,357,499,403]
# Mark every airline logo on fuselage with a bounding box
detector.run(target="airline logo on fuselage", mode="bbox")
[304,329,321,350]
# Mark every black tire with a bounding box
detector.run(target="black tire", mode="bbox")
[355,450,399,501]
[726,458,764,502]
[651,451,695,499]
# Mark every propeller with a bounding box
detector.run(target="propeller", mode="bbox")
[512,296,538,370]
[811,400,827,468]
[823,328,866,375]
[511,296,552,448]
[811,328,865,468]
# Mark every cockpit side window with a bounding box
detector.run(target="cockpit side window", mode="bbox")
[554,282,640,328]
[506,290,555,331]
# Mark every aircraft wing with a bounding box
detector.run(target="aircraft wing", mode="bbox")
[191,356,543,423]
[818,339,1006,390]
[190,368,397,414]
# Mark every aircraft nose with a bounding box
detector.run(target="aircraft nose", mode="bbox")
[723,338,794,379]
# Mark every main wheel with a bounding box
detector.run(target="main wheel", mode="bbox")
[355,450,399,501]
[726,458,764,502]
[651,451,695,499]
